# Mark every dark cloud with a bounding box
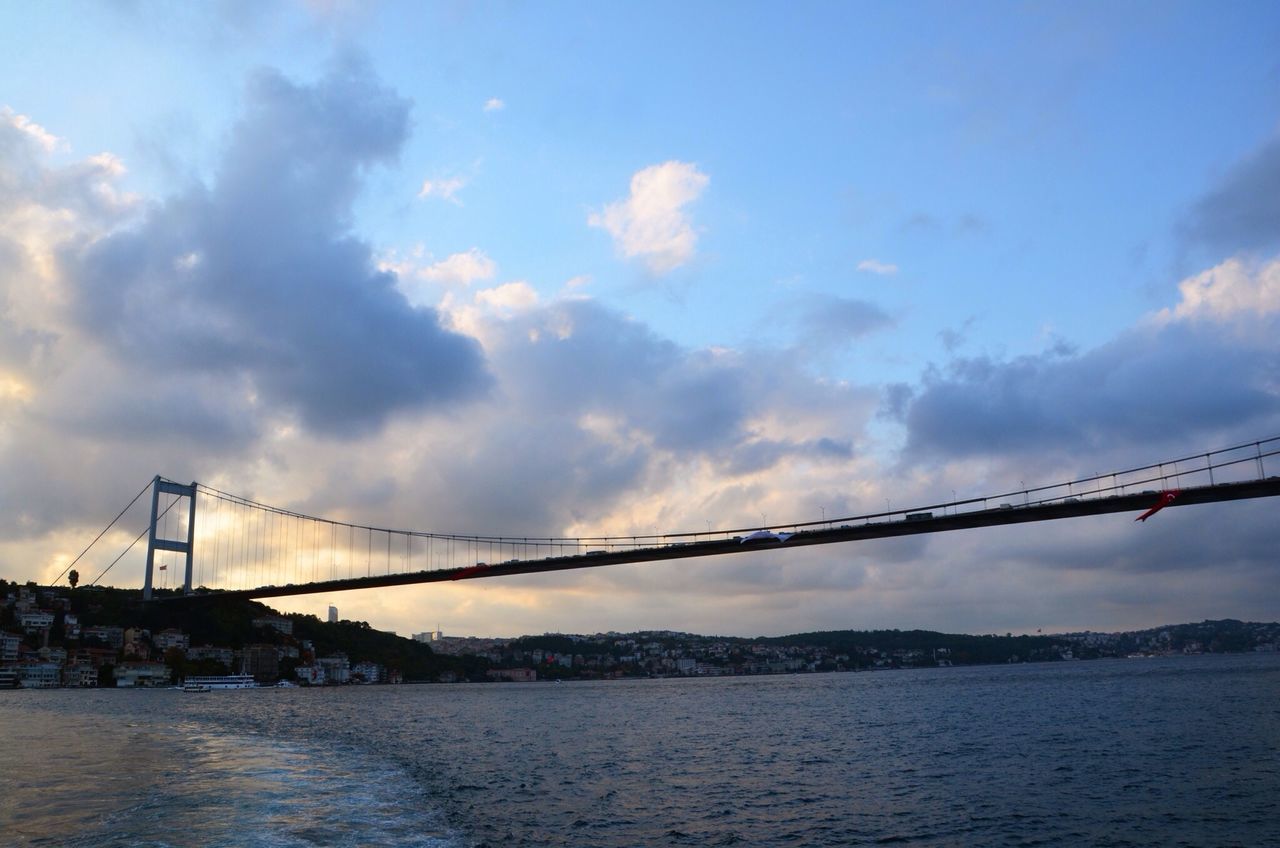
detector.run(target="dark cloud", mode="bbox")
[900,319,1280,464]
[998,499,1279,578]
[62,58,489,437]
[494,300,751,453]
[495,299,875,464]
[795,294,894,351]
[1182,135,1280,256]
[938,315,977,353]
[293,298,880,537]
[722,437,853,476]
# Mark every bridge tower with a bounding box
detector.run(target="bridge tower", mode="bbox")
[143,476,198,601]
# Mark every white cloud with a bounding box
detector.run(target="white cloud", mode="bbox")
[1155,257,1280,325]
[421,249,496,286]
[390,248,498,308]
[476,281,539,315]
[483,97,505,112]
[589,161,708,274]
[856,259,899,275]
[2,106,64,152]
[418,175,466,204]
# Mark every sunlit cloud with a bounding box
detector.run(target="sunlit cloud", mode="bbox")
[589,161,708,274]
[1,106,65,152]
[1154,256,1280,326]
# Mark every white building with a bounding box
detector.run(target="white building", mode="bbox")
[352,661,382,683]
[327,605,338,623]
[316,654,350,684]
[18,662,62,688]
[295,664,325,685]
[19,611,54,634]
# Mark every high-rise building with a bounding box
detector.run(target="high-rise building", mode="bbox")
[327,605,338,623]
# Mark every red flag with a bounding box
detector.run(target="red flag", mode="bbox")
[1135,490,1180,522]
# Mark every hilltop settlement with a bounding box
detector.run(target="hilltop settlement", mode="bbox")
[2,578,1278,689]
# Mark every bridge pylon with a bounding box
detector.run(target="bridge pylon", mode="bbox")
[143,476,197,601]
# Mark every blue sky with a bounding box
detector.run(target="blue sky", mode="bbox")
[2,2,1278,637]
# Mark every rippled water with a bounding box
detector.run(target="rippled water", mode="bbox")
[2,654,1278,847]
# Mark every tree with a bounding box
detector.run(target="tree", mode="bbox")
[68,569,79,589]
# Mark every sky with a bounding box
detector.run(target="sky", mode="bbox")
[1,1,1278,638]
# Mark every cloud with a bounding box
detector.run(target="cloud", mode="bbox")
[387,248,498,308]
[420,249,497,286]
[1153,256,1279,327]
[1182,136,1280,257]
[58,58,490,437]
[1,106,65,153]
[475,281,539,316]
[794,294,894,351]
[418,175,467,203]
[483,97,505,112]
[588,161,708,274]
[898,257,1280,467]
[856,259,899,275]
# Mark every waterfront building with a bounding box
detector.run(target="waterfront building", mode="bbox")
[486,668,537,682]
[114,662,171,687]
[18,662,63,688]
[64,662,98,687]
[295,664,325,685]
[316,654,350,684]
[0,632,19,662]
[352,661,382,683]
[240,644,280,682]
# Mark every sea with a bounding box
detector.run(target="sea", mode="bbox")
[1,653,1278,847]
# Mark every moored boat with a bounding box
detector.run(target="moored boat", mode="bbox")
[181,673,258,689]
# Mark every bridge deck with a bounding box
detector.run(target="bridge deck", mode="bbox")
[160,476,1280,602]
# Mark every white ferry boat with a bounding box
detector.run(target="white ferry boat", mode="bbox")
[181,673,258,690]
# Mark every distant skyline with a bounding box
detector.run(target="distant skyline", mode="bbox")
[1,2,1278,638]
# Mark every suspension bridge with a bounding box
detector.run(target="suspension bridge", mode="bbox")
[54,437,1280,602]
